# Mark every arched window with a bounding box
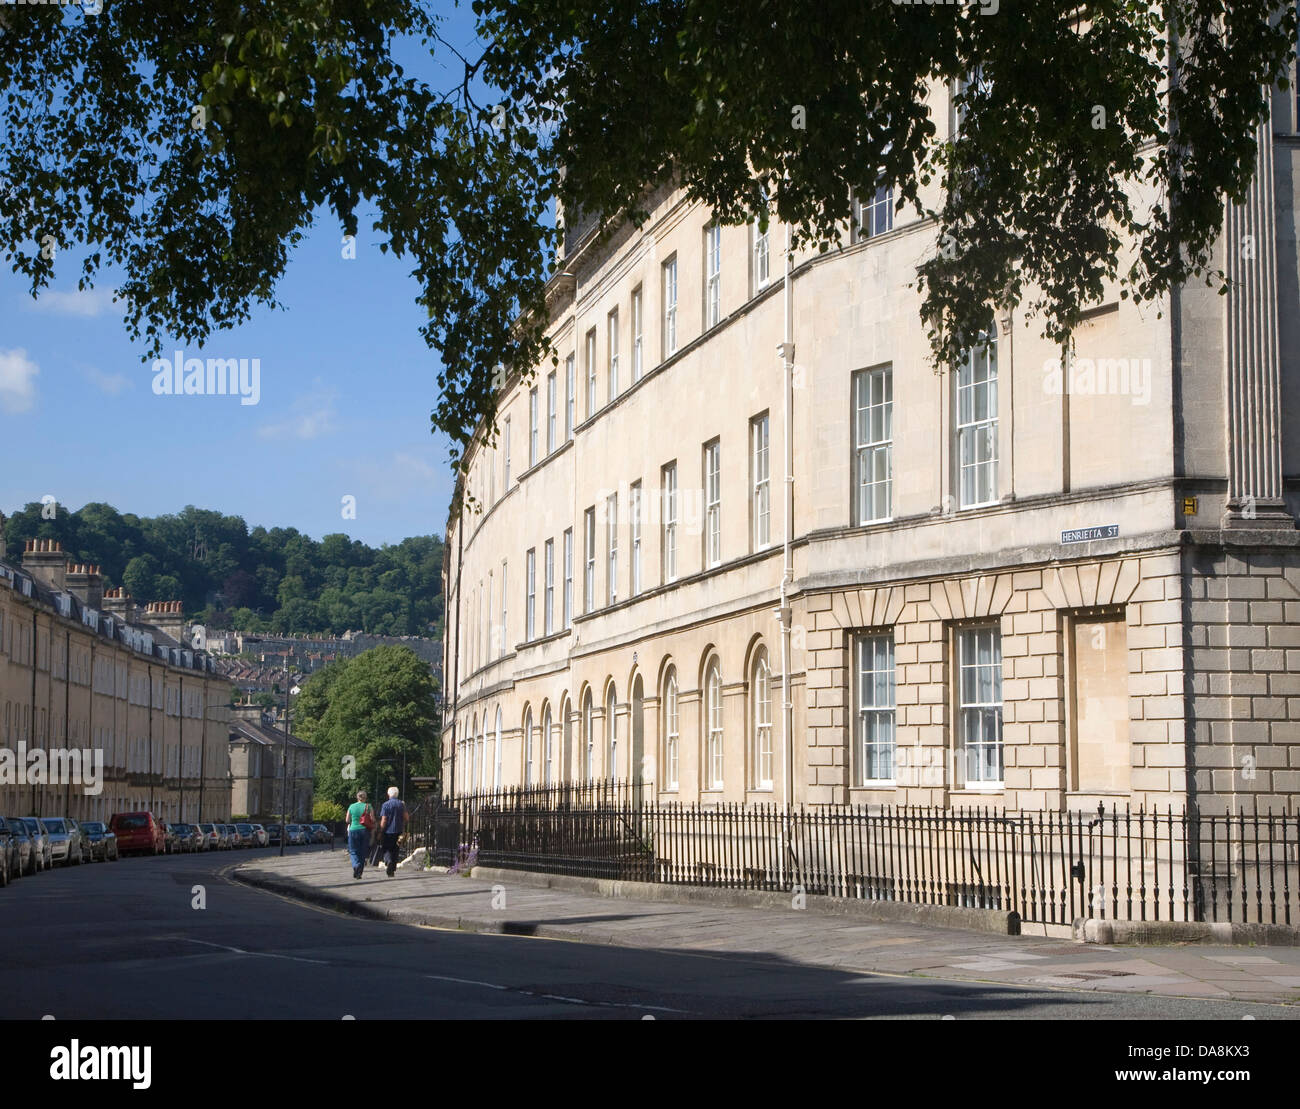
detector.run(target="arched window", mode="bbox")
[541,704,553,786]
[473,712,483,790]
[582,689,594,780]
[663,668,679,790]
[606,686,618,780]
[494,706,503,790]
[705,658,723,790]
[752,649,773,790]
[523,707,534,786]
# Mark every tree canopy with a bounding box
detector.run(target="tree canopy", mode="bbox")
[3,2,1295,468]
[2,500,444,637]
[293,645,441,806]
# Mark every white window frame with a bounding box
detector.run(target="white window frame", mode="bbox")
[751,414,770,550]
[546,370,557,454]
[608,307,619,401]
[631,286,644,382]
[606,493,618,606]
[705,660,723,790]
[499,560,507,656]
[565,353,575,441]
[525,548,536,641]
[542,706,553,786]
[662,256,678,357]
[630,481,642,596]
[544,538,555,636]
[584,507,596,613]
[583,690,594,780]
[852,185,894,243]
[562,527,573,629]
[606,687,618,780]
[855,633,896,784]
[523,708,534,787]
[528,387,539,468]
[752,650,773,790]
[956,336,999,509]
[753,220,770,291]
[663,670,679,790]
[494,707,502,790]
[503,417,511,489]
[704,223,721,329]
[704,440,721,568]
[586,328,597,417]
[662,462,678,583]
[958,625,1004,787]
[854,365,893,524]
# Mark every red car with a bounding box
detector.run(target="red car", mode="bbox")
[108,812,166,856]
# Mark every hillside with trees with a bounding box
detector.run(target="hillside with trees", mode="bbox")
[2,501,444,639]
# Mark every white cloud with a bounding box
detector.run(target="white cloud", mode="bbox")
[258,380,339,441]
[0,348,39,413]
[84,367,131,395]
[31,287,117,318]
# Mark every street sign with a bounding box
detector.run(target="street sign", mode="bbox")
[1061,524,1118,544]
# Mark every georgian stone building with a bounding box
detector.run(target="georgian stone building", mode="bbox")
[0,527,233,823]
[441,73,1300,817]
[228,703,314,823]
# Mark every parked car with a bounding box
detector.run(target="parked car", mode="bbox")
[19,817,53,871]
[248,824,268,847]
[287,824,309,846]
[170,823,200,853]
[108,811,166,856]
[235,823,255,848]
[4,816,35,876]
[161,823,181,854]
[0,817,16,886]
[223,824,242,849]
[197,823,219,850]
[265,824,282,846]
[80,822,118,862]
[216,824,233,850]
[310,823,332,844]
[40,817,88,866]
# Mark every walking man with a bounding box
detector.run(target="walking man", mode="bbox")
[346,790,375,880]
[379,786,408,877]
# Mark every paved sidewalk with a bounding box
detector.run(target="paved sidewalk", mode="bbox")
[232,853,1300,1009]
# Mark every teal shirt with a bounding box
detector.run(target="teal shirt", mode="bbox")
[347,801,371,831]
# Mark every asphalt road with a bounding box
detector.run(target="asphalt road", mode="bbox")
[3,847,1297,1020]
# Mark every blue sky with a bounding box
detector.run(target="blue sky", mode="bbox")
[0,3,490,549]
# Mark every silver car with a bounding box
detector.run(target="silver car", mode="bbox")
[19,818,53,871]
[39,817,88,866]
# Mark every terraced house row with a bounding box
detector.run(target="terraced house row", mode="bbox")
[0,524,232,823]
[441,70,1300,817]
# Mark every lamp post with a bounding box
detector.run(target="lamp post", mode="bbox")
[278,652,291,857]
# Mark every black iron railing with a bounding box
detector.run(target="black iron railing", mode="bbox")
[430,784,1299,927]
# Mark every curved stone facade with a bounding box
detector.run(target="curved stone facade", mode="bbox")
[442,81,1300,815]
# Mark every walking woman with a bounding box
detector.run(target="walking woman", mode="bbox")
[346,790,375,879]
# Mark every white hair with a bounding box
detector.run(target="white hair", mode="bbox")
[387,786,400,798]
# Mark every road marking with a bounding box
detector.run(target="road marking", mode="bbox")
[426,974,688,1014]
[180,937,328,965]
[426,973,508,991]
